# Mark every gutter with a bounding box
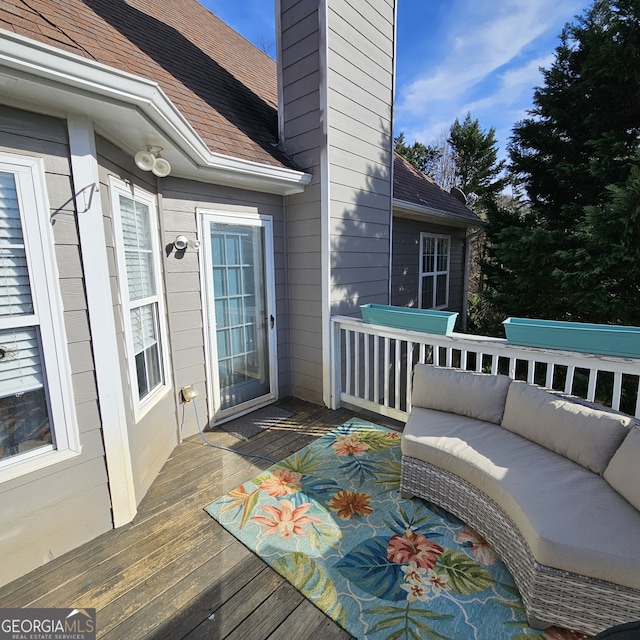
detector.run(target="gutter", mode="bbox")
[0,29,312,195]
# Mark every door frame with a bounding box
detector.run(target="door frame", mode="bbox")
[198,209,278,426]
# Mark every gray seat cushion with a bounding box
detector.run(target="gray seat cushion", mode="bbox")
[402,407,640,589]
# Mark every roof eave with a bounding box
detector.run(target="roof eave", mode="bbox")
[0,29,311,195]
[392,197,483,229]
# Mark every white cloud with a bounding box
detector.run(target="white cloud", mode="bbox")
[395,0,583,151]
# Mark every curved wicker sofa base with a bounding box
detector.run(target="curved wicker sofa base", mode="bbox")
[400,455,640,637]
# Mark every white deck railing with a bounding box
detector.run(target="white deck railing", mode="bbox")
[330,316,640,422]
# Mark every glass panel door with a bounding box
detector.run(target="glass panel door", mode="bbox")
[203,214,276,420]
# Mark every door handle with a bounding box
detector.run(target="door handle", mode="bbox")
[270,314,275,329]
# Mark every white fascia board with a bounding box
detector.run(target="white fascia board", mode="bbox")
[0,30,311,195]
[393,198,483,229]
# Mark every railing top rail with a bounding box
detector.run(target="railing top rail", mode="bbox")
[331,315,640,374]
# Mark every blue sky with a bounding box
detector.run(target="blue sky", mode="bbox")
[200,0,586,159]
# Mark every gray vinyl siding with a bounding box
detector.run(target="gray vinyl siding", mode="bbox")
[280,0,396,403]
[280,0,324,401]
[327,0,394,315]
[0,106,112,588]
[159,177,289,436]
[391,217,467,326]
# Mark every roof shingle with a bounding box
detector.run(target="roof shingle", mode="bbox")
[1,0,291,169]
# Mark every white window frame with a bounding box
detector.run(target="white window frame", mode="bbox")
[0,153,79,482]
[109,177,170,420]
[418,232,451,310]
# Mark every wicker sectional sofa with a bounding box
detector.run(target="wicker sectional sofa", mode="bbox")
[400,364,640,636]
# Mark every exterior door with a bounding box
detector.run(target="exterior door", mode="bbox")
[201,212,277,423]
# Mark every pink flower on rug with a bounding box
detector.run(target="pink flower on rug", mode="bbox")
[327,490,373,519]
[332,434,370,456]
[387,530,443,569]
[260,469,303,497]
[251,499,321,539]
[456,527,497,565]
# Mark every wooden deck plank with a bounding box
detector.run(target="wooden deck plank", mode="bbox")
[0,398,370,640]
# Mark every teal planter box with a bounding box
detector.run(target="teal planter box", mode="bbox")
[360,304,458,335]
[503,317,640,358]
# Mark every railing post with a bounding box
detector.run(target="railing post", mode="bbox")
[330,318,341,410]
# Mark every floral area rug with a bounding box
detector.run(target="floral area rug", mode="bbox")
[205,419,587,640]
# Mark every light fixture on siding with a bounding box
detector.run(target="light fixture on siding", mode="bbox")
[134,145,171,177]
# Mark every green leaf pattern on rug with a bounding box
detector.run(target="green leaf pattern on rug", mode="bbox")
[436,548,495,594]
[273,552,347,626]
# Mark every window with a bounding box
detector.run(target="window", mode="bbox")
[0,153,78,478]
[419,233,450,309]
[110,178,168,416]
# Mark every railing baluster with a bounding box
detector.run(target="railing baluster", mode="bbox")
[395,339,402,409]
[587,370,597,401]
[461,349,468,370]
[545,363,554,389]
[374,335,380,404]
[612,372,622,411]
[384,337,390,407]
[433,344,440,366]
[354,331,360,399]
[364,333,370,401]
[490,354,498,375]
[508,357,516,379]
[345,330,352,396]
[446,347,452,368]
[527,360,535,384]
[565,365,575,394]
[406,341,414,410]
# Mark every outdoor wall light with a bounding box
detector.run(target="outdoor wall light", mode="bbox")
[134,145,171,177]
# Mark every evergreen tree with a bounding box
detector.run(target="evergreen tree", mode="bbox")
[485,0,640,325]
[394,132,442,178]
[448,112,507,209]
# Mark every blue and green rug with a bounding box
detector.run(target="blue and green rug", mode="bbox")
[205,419,587,640]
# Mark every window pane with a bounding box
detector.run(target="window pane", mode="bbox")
[437,238,449,272]
[0,388,51,461]
[129,302,162,400]
[422,236,435,273]
[436,274,448,307]
[421,277,434,309]
[120,195,155,301]
[0,171,33,317]
[0,327,44,397]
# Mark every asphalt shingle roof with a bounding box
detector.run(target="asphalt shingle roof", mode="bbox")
[0,0,291,169]
[393,153,482,224]
[1,0,482,221]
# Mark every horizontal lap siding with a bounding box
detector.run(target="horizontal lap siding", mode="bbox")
[281,0,324,402]
[280,0,396,403]
[0,106,111,588]
[391,217,467,320]
[327,0,395,312]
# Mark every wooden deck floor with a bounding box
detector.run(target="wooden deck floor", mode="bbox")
[0,398,398,639]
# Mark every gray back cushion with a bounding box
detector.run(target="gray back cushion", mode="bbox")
[411,364,512,424]
[501,381,632,474]
[604,427,640,510]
